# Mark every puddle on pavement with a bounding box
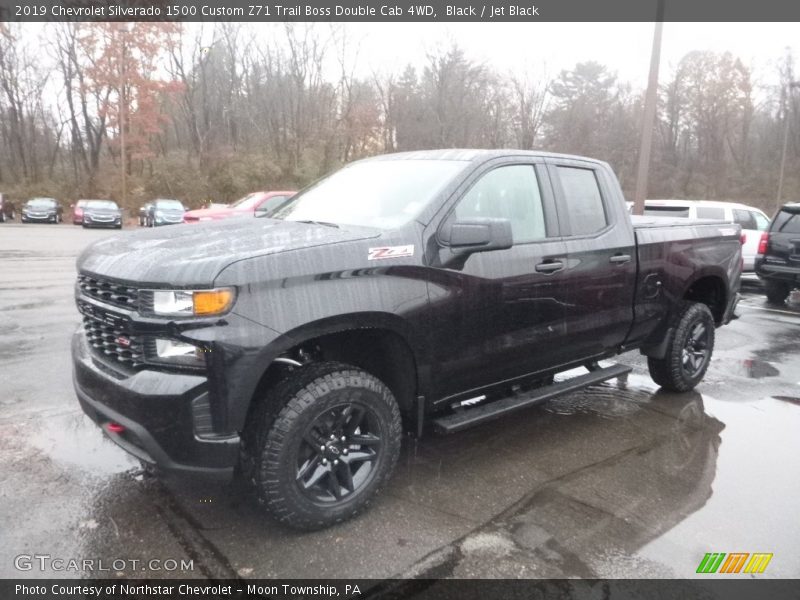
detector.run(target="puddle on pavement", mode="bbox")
[26,411,139,476]
[734,358,780,379]
[542,379,652,419]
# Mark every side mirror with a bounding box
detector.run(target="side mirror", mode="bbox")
[439,217,513,254]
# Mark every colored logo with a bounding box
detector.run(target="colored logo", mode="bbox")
[696,552,773,574]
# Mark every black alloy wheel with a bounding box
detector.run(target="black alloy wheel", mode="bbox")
[248,361,402,530]
[648,301,716,392]
[295,403,383,504]
[681,321,711,378]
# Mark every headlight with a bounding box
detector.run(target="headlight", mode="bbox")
[149,288,235,317]
[156,210,164,217]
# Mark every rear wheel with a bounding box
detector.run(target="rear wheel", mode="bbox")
[764,279,791,305]
[249,361,402,530]
[648,302,715,393]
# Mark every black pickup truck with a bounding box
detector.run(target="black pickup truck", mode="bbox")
[72,150,741,529]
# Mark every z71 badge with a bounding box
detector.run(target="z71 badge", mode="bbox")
[368,245,414,260]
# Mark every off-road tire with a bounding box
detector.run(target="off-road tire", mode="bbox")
[648,302,715,393]
[250,361,402,530]
[764,279,791,305]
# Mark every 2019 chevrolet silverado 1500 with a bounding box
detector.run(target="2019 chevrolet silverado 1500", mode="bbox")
[71,150,741,529]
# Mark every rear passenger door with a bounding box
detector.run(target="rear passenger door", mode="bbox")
[546,159,637,361]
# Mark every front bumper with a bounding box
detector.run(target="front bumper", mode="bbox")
[22,213,56,222]
[154,216,184,225]
[83,216,121,227]
[72,329,239,480]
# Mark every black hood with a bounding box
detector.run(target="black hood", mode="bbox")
[77,218,379,286]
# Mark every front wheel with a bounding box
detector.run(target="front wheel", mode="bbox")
[249,361,402,530]
[648,302,715,393]
[764,279,791,305]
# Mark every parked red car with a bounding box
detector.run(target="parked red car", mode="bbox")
[72,199,89,225]
[183,191,295,223]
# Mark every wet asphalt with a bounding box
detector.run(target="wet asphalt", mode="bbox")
[1,222,799,581]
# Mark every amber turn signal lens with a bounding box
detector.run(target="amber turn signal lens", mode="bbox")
[193,289,234,316]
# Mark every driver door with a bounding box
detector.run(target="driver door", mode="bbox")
[426,160,570,404]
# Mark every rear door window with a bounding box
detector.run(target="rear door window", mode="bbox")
[696,206,725,220]
[733,209,758,231]
[556,167,607,235]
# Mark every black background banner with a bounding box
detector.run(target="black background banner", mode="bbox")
[2,0,800,22]
[2,579,800,600]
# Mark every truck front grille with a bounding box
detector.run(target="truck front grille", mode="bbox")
[78,274,140,311]
[78,300,145,368]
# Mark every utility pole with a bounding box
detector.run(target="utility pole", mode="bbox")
[776,81,800,211]
[118,24,127,208]
[631,0,665,216]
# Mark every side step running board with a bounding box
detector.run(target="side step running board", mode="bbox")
[432,363,632,434]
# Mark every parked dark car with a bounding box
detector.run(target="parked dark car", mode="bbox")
[138,203,152,227]
[81,199,122,229]
[755,202,800,303]
[145,198,186,227]
[72,149,741,530]
[21,197,63,224]
[72,199,90,225]
[0,193,16,222]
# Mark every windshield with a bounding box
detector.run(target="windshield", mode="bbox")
[86,200,118,210]
[230,193,265,209]
[271,159,468,229]
[155,199,184,210]
[27,198,56,207]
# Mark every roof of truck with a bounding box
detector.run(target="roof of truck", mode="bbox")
[367,149,607,164]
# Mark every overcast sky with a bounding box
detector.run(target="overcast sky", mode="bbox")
[15,21,798,95]
[344,22,797,89]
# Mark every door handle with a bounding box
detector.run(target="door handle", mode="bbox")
[535,260,565,273]
[609,254,632,264]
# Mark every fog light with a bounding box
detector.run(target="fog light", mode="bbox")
[156,338,197,358]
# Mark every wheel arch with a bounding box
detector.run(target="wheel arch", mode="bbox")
[234,312,426,433]
[681,270,728,325]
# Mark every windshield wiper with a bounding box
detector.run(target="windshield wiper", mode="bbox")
[296,220,340,228]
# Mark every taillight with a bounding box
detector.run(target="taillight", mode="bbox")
[757,232,769,255]
[740,233,747,245]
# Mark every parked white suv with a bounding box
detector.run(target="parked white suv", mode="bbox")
[641,200,770,272]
